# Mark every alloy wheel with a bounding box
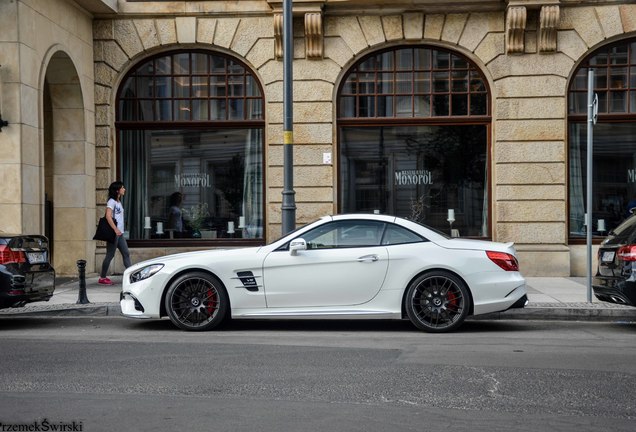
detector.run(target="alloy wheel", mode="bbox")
[406,272,469,332]
[165,272,228,331]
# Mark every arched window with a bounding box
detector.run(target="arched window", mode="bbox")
[568,40,636,239]
[116,51,264,244]
[338,46,490,237]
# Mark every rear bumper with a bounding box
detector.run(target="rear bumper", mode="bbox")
[0,267,56,308]
[470,273,527,315]
[507,294,528,310]
[593,276,636,306]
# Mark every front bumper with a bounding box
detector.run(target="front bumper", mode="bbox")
[120,292,153,318]
[593,276,636,306]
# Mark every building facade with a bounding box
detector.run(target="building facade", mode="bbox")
[1,0,636,276]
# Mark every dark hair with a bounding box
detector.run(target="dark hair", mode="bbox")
[169,192,183,206]
[108,181,125,201]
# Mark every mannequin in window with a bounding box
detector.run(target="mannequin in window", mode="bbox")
[168,192,184,236]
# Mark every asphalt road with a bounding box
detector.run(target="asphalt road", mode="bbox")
[0,317,634,432]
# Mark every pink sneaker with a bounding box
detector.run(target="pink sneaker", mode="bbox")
[98,277,113,285]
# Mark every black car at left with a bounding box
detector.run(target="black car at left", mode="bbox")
[0,233,55,309]
[594,214,636,307]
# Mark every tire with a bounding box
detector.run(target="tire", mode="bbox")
[164,272,229,331]
[405,271,470,333]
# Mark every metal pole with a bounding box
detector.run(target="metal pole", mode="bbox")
[76,259,90,304]
[281,0,296,235]
[586,69,594,303]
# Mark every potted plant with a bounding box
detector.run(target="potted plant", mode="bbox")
[184,203,209,238]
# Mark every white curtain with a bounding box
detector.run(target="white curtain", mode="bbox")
[481,162,488,237]
[122,130,148,240]
[242,129,263,238]
[569,124,586,234]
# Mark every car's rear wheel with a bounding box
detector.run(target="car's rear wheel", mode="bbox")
[405,271,470,333]
[165,272,228,331]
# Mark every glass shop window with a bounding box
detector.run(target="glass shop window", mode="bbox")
[338,46,491,238]
[116,51,264,243]
[568,39,636,239]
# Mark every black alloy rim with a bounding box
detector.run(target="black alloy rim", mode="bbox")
[411,275,465,329]
[170,277,220,328]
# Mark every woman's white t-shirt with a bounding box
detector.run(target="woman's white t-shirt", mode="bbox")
[107,198,124,231]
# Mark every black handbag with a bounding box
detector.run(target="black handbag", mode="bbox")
[93,217,116,243]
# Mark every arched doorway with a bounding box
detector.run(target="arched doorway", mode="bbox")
[43,51,91,274]
[337,46,491,237]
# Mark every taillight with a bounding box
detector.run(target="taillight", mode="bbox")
[486,251,519,271]
[617,245,636,261]
[0,245,26,264]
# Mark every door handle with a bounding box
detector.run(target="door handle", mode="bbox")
[357,254,379,262]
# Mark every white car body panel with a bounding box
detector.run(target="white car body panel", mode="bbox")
[262,246,389,307]
[120,214,527,329]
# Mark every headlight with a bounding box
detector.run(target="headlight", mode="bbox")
[130,264,164,283]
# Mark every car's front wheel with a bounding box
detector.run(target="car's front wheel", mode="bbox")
[164,272,228,331]
[405,271,470,333]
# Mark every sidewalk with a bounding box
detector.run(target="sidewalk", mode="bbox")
[0,275,634,322]
[0,275,122,317]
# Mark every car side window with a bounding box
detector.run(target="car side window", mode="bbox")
[381,223,425,245]
[303,220,386,249]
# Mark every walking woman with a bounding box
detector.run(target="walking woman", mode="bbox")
[99,181,132,285]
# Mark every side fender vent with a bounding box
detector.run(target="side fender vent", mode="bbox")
[235,271,260,292]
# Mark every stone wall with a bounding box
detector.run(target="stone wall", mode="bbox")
[490,3,636,275]
[0,0,96,274]
[92,2,636,276]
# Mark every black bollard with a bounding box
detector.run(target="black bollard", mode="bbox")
[76,259,90,304]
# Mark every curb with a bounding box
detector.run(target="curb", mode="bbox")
[475,306,636,322]
[1,304,634,322]
[0,303,121,317]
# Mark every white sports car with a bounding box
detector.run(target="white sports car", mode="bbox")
[120,214,527,333]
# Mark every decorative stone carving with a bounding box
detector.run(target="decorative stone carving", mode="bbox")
[506,6,527,54]
[275,12,323,60]
[539,5,560,52]
[305,12,323,59]
[274,13,283,60]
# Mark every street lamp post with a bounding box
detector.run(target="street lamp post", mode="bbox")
[586,69,597,303]
[281,0,296,235]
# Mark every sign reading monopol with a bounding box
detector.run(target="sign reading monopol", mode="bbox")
[175,173,210,188]
[395,170,433,186]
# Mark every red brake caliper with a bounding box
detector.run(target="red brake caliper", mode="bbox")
[206,289,217,315]
[447,290,457,310]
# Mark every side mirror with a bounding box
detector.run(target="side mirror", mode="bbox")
[289,238,307,256]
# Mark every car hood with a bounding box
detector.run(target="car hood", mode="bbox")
[128,246,264,270]
[435,238,516,254]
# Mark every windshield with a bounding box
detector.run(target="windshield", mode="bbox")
[267,218,323,246]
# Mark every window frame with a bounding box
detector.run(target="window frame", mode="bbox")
[568,39,636,244]
[276,220,427,252]
[337,46,492,239]
[115,50,266,247]
[301,220,388,249]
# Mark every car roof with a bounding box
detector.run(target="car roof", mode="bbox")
[328,213,398,223]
